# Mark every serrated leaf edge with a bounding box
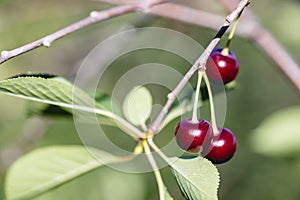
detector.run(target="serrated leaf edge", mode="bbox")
[170,157,220,200]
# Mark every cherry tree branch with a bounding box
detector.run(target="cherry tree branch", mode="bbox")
[98,0,227,31]
[218,0,300,93]
[253,28,300,93]
[100,0,300,93]
[153,1,300,93]
[95,0,252,37]
[149,0,251,134]
[2,0,298,93]
[157,3,300,93]
[0,0,170,65]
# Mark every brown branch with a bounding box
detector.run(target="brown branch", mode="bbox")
[100,0,300,93]
[253,28,300,92]
[149,4,255,38]
[0,0,170,65]
[149,0,251,134]
[2,0,298,93]
[96,0,255,37]
[151,4,224,30]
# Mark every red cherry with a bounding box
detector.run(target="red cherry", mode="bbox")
[174,118,213,153]
[203,128,236,164]
[206,48,239,83]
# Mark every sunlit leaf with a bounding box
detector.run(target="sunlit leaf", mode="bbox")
[164,186,174,200]
[250,106,300,158]
[35,166,146,200]
[123,86,152,126]
[0,76,117,122]
[169,157,219,200]
[5,146,125,200]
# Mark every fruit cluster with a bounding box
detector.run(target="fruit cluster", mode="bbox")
[175,118,236,164]
[174,47,239,164]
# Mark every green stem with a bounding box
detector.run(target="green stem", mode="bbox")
[143,140,166,200]
[141,122,148,132]
[147,138,170,164]
[191,71,204,123]
[0,92,144,139]
[203,73,219,136]
[222,11,242,56]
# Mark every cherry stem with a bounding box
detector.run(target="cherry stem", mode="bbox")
[141,122,148,132]
[203,73,219,136]
[143,140,166,200]
[148,0,250,134]
[191,70,204,123]
[148,137,170,163]
[222,10,243,56]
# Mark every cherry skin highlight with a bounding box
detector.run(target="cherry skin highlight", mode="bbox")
[174,118,213,153]
[206,48,239,83]
[203,128,236,164]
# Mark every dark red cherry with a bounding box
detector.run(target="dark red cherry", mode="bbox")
[203,128,236,164]
[206,48,239,83]
[174,118,213,153]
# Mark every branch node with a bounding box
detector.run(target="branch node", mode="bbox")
[43,40,52,47]
[167,92,176,100]
[136,0,155,13]
[1,51,9,59]
[198,64,206,71]
[225,17,231,25]
[89,11,99,18]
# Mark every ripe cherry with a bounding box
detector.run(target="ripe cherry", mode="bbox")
[174,118,213,153]
[203,128,236,164]
[206,48,239,83]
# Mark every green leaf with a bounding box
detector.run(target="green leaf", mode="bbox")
[5,146,123,200]
[0,76,91,107]
[164,186,174,200]
[123,86,152,126]
[94,90,116,111]
[250,106,300,158]
[27,101,72,116]
[27,91,115,117]
[5,74,116,112]
[0,75,138,138]
[36,167,147,200]
[0,76,118,120]
[169,157,219,200]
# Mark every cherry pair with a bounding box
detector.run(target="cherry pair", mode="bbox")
[174,118,236,164]
[173,47,239,164]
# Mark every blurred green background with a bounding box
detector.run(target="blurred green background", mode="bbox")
[0,0,299,199]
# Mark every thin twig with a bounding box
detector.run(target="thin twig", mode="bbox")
[102,0,300,93]
[96,0,252,37]
[149,0,251,134]
[253,29,300,93]
[0,0,170,65]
